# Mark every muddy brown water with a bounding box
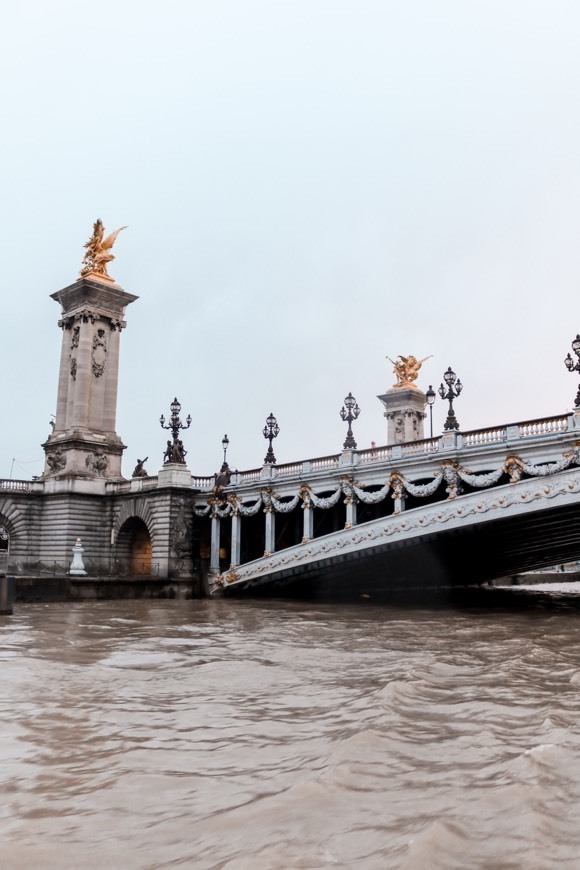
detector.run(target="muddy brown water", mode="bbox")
[3,590,580,868]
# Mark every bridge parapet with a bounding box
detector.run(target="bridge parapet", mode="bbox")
[192,412,578,500]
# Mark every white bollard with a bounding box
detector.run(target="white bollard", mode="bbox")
[69,538,87,576]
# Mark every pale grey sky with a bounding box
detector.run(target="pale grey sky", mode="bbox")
[2,0,580,479]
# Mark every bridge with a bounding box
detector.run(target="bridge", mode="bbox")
[3,232,580,601]
[189,411,580,597]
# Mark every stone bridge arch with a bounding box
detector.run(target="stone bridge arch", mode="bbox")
[113,500,158,576]
[0,498,29,562]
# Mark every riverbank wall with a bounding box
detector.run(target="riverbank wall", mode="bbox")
[14,575,198,602]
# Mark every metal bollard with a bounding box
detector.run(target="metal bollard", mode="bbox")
[0,576,14,615]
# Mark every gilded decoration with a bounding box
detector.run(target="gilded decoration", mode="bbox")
[387,354,432,389]
[79,219,127,283]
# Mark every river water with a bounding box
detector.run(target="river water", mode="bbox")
[3,590,580,869]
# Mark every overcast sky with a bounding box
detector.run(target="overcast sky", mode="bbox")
[2,0,580,480]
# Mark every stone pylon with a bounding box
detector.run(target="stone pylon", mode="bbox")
[377,385,427,444]
[42,276,138,480]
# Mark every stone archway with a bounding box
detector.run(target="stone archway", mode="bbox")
[116,517,152,575]
[0,524,9,573]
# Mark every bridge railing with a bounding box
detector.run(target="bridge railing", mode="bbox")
[517,415,569,438]
[461,414,570,447]
[0,479,31,491]
[0,415,575,496]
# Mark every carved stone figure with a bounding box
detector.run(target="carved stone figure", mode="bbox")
[85,451,109,475]
[163,439,187,465]
[46,449,66,473]
[92,329,108,378]
[387,354,432,388]
[80,219,127,282]
[171,498,193,558]
[394,416,405,443]
[213,462,231,492]
[132,457,149,478]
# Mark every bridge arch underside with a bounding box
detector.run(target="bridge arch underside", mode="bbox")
[220,474,580,599]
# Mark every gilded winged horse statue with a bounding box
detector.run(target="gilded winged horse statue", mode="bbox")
[80,219,127,281]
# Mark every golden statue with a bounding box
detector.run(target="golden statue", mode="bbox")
[80,219,127,282]
[387,354,432,388]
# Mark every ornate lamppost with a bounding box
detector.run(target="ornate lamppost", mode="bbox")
[160,397,192,464]
[222,434,230,465]
[425,384,436,438]
[340,392,360,449]
[564,335,580,407]
[438,368,463,431]
[263,413,279,465]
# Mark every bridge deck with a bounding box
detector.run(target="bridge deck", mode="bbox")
[215,469,580,597]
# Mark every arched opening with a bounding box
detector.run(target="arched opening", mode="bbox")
[116,517,152,575]
[0,524,8,573]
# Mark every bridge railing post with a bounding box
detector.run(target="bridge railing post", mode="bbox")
[440,431,464,450]
[339,450,358,467]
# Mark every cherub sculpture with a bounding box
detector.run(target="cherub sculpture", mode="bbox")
[387,354,432,388]
[80,219,127,281]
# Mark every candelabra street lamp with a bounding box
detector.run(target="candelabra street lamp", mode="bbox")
[263,413,280,465]
[222,434,230,465]
[564,334,580,407]
[340,392,360,449]
[425,384,436,438]
[438,368,463,431]
[160,397,192,464]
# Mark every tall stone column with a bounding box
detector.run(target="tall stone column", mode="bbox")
[42,276,138,481]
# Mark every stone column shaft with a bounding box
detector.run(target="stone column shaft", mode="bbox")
[102,326,121,433]
[71,318,93,428]
[210,516,221,574]
[346,499,357,528]
[230,514,241,567]
[264,508,275,555]
[302,505,313,542]
[54,326,72,431]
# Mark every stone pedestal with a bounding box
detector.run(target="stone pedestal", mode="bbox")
[157,464,193,488]
[42,276,138,480]
[377,386,427,444]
